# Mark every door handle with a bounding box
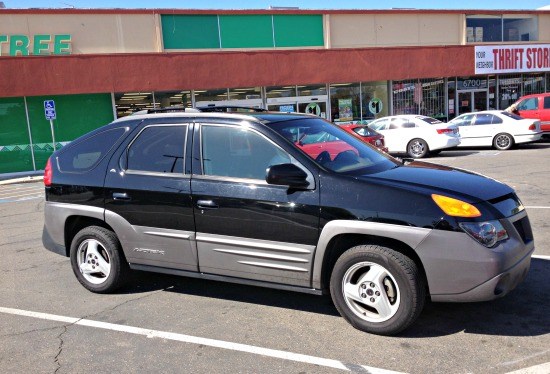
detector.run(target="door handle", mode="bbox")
[113,192,131,201]
[196,200,218,209]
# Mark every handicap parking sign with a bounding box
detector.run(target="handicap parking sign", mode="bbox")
[44,100,56,120]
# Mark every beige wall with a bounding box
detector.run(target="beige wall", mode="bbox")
[538,15,550,42]
[0,14,160,55]
[329,13,462,48]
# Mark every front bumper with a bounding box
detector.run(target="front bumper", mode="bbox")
[416,210,534,302]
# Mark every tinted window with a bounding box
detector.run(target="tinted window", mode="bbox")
[201,125,291,180]
[57,128,126,173]
[517,97,538,110]
[389,118,416,129]
[544,97,550,109]
[353,126,375,137]
[127,125,186,174]
[450,114,474,126]
[417,116,443,125]
[266,118,398,174]
[473,114,501,125]
[369,119,388,131]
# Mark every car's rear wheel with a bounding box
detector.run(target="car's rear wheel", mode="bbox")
[407,138,429,158]
[330,245,425,335]
[493,133,514,150]
[70,226,128,293]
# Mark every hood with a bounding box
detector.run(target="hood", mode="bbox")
[363,161,513,203]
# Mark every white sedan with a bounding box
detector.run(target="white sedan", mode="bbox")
[368,115,460,158]
[448,111,542,150]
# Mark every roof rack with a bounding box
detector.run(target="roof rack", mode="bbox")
[145,106,201,114]
[196,105,267,113]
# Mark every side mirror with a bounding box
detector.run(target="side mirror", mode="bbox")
[266,163,309,189]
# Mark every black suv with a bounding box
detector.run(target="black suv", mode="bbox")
[42,110,534,335]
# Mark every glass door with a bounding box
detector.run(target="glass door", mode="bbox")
[267,96,328,118]
[457,90,488,115]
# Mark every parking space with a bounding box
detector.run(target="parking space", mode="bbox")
[0,142,549,373]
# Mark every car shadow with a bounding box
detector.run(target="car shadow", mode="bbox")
[119,258,549,338]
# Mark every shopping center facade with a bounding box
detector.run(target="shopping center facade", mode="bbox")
[1,8,549,173]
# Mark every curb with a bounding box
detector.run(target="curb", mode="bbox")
[0,176,44,186]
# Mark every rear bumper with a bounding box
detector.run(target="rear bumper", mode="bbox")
[429,136,461,151]
[515,132,542,144]
[42,225,67,256]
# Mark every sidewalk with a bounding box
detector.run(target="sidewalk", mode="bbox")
[0,171,44,185]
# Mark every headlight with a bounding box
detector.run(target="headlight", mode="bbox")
[459,220,509,248]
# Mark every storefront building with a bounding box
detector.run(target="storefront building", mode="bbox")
[1,8,549,174]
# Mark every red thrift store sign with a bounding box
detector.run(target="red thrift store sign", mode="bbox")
[474,44,550,74]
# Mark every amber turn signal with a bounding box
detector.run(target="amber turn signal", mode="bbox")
[431,194,481,218]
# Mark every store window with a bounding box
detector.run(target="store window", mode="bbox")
[115,92,154,117]
[154,90,192,109]
[330,83,361,124]
[194,89,228,103]
[466,14,538,43]
[392,79,446,121]
[361,81,388,121]
[498,75,522,109]
[523,73,545,96]
[298,84,327,96]
[266,86,297,98]
[227,87,262,100]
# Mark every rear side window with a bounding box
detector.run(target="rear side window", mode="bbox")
[544,97,550,109]
[474,114,502,125]
[57,127,126,173]
[126,125,186,174]
[417,116,443,125]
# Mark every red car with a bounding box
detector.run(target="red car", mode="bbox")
[339,124,389,152]
[510,93,550,136]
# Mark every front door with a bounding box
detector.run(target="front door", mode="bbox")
[191,122,320,287]
[458,91,488,115]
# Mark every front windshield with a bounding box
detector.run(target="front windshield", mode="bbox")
[266,118,399,174]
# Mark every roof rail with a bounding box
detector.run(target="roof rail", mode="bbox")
[196,105,267,113]
[145,106,201,114]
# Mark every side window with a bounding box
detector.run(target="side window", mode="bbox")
[388,118,403,129]
[369,119,388,131]
[127,125,186,174]
[57,127,126,173]
[517,98,538,111]
[456,114,474,126]
[544,97,550,109]
[473,114,494,125]
[201,125,291,180]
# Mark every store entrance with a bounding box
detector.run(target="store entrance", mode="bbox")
[457,90,487,115]
[195,98,263,110]
[267,96,328,119]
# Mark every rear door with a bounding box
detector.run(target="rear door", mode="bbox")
[190,121,320,288]
[104,120,197,271]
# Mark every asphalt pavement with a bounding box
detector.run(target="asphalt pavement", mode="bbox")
[0,140,549,374]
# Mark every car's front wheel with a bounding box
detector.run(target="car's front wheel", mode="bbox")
[70,226,128,293]
[330,245,425,335]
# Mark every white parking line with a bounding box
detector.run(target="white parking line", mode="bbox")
[0,306,403,374]
[505,362,550,374]
[0,191,43,199]
[532,255,550,260]
[524,206,550,209]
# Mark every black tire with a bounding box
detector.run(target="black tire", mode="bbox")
[407,138,429,158]
[70,226,128,293]
[330,245,425,335]
[493,133,514,150]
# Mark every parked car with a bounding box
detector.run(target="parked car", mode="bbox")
[448,110,542,150]
[368,115,460,158]
[339,124,389,152]
[509,93,550,136]
[43,109,534,336]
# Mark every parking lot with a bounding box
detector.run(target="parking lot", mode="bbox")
[1,141,549,374]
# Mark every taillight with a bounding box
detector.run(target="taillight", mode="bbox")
[436,128,453,134]
[528,123,536,131]
[44,158,52,187]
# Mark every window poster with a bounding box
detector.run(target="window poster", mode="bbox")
[338,99,353,121]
